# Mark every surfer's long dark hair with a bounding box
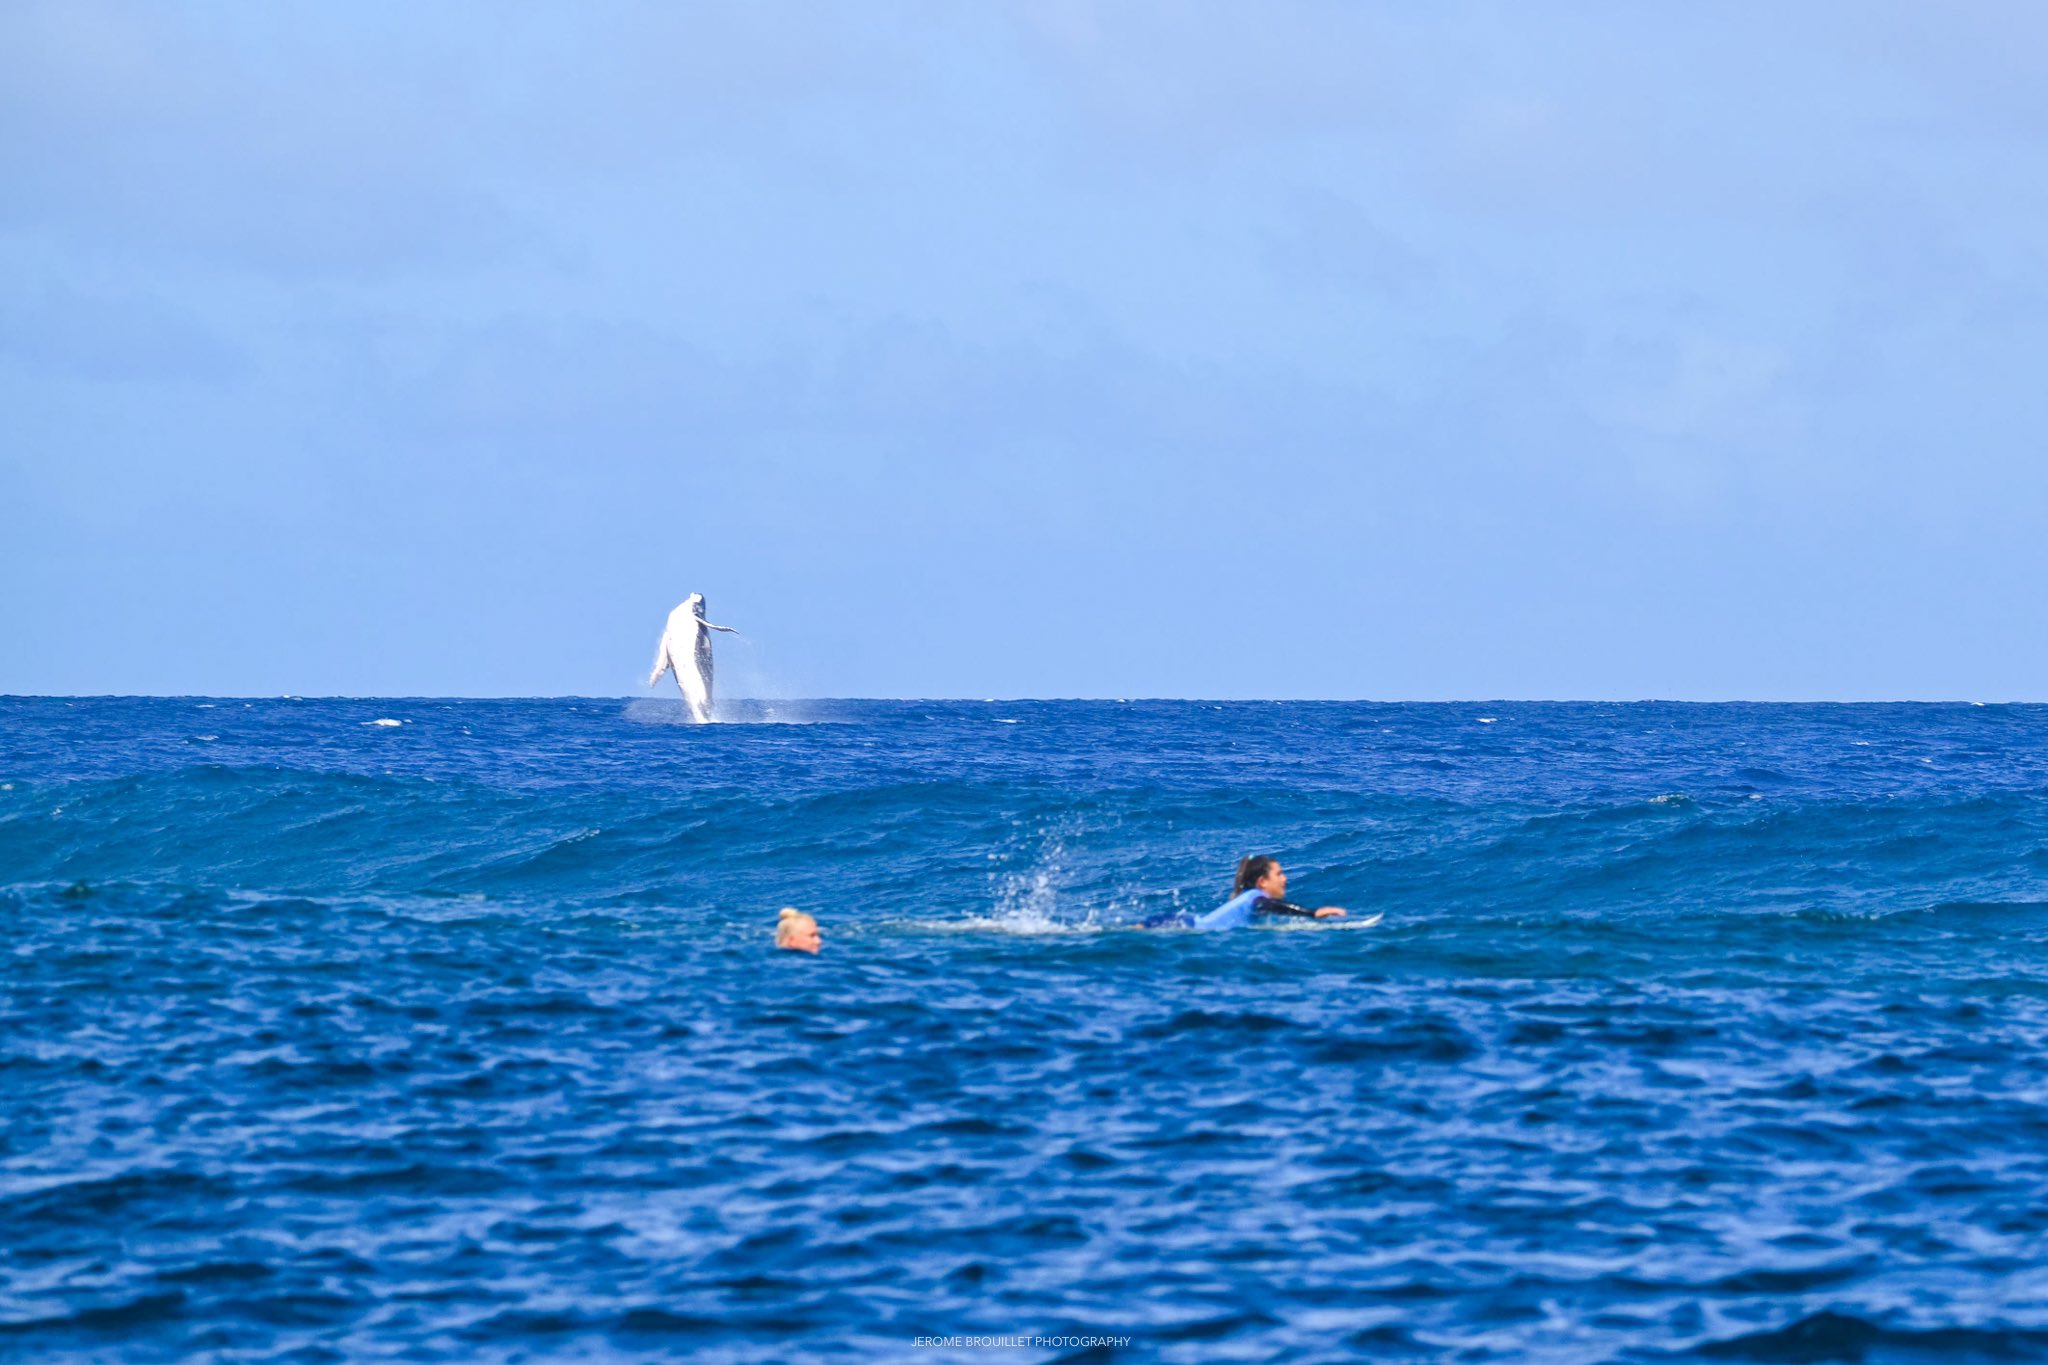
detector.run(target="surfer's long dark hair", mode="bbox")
[1234,855,1277,895]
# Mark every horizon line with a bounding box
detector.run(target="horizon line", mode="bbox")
[2,694,2038,707]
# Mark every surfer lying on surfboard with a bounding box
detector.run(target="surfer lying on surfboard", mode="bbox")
[1143,856,1349,930]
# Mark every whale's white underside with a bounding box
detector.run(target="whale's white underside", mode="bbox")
[648,595,733,724]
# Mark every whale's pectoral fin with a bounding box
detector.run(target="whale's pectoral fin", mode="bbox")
[648,639,674,688]
[704,622,739,635]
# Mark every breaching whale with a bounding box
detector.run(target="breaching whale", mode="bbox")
[647,593,738,723]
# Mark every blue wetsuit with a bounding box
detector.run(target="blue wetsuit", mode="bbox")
[1143,889,1323,931]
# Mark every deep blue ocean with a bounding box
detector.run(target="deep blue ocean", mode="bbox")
[9,698,2048,1363]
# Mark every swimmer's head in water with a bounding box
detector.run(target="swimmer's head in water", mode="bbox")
[1235,855,1286,899]
[775,907,821,954]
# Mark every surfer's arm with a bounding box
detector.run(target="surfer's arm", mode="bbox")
[1256,897,1346,920]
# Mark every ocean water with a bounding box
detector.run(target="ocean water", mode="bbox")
[9,698,2048,1363]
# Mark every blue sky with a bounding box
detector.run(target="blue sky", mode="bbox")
[6,3,2047,699]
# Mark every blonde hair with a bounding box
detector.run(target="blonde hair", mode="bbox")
[775,907,817,948]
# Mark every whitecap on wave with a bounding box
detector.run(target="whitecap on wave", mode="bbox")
[921,911,1104,937]
[622,698,821,725]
